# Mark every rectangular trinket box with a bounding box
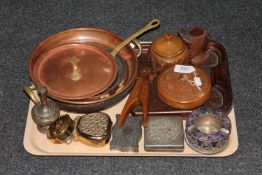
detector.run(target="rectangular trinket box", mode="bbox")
[144,116,184,152]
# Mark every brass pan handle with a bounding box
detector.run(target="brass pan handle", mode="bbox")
[131,38,142,58]
[111,19,160,58]
[23,85,39,104]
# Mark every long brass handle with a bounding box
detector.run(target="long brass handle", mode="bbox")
[131,38,142,58]
[23,85,39,104]
[111,19,160,58]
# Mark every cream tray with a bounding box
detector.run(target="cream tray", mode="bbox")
[23,97,239,157]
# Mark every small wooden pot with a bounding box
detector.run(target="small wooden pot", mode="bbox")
[148,33,190,72]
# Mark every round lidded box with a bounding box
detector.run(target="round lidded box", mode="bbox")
[157,66,212,109]
[47,114,75,144]
[148,33,190,72]
[185,108,231,154]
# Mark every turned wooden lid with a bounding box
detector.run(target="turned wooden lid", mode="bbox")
[157,66,212,109]
[151,33,186,57]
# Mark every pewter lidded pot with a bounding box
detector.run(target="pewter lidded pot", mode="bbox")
[31,85,60,133]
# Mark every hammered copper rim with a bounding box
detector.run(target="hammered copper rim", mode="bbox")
[32,43,117,100]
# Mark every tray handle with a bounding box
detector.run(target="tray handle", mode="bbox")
[23,85,38,104]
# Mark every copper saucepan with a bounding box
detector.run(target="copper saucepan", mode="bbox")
[24,20,160,113]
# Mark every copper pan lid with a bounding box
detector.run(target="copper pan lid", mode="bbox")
[157,66,212,109]
[33,43,117,100]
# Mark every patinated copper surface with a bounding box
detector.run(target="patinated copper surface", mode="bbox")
[28,28,138,113]
[157,66,212,109]
[148,33,190,72]
[33,44,117,100]
[29,19,160,102]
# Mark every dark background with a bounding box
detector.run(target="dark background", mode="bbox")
[0,0,261,174]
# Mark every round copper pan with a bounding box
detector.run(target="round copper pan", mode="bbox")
[29,28,138,105]
[30,19,160,101]
[32,43,117,100]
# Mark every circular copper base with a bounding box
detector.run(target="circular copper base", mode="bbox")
[33,44,117,100]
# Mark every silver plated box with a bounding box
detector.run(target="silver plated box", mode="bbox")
[144,116,184,152]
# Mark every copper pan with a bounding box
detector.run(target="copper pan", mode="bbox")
[29,19,160,101]
[25,20,160,112]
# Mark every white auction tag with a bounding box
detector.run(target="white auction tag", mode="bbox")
[174,65,195,73]
[194,77,202,87]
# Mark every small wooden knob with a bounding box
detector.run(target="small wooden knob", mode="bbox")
[164,33,173,41]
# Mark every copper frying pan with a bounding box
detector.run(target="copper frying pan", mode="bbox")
[30,19,160,100]
[25,20,160,100]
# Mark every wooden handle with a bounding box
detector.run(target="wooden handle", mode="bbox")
[118,77,144,127]
[118,75,150,128]
[140,77,150,128]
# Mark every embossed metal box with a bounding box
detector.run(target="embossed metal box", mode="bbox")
[76,113,112,147]
[110,114,142,152]
[144,116,184,152]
